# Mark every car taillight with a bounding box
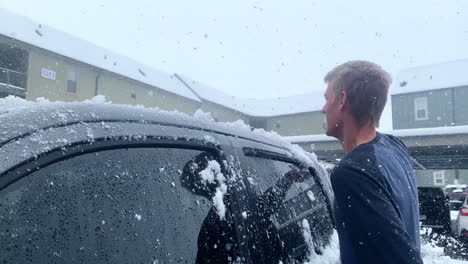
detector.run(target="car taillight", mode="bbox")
[460,208,468,216]
[464,232,468,236]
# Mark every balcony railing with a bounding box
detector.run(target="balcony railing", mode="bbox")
[0,67,26,98]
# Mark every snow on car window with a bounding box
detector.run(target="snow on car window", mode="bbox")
[0,147,240,263]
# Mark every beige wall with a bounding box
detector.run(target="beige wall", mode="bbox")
[25,50,97,102]
[2,36,327,135]
[97,73,200,115]
[265,111,325,136]
[200,101,250,123]
[12,38,200,115]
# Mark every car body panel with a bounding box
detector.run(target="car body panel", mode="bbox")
[457,196,468,237]
[0,102,335,263]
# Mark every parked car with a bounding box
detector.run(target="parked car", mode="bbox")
[444,184,468,201]
[450,200,463,234]
[0,100,336,264]
[418,187,451,234]
[457,195,468,242]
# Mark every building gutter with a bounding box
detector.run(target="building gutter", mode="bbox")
[173,73,203,102]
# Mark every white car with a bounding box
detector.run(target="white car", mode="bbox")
[444,184,468,199]
[457,195,468,240]
[449,200,462,234]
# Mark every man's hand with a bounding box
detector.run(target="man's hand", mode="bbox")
[285,169,311,182]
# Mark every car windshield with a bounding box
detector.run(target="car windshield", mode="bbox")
[1,0,467,263]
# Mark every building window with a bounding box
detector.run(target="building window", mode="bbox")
[414,97,428,121]
[67,71,76,93]
[275,121,281,128]
[131,88,136,99]
[433,171,445,186]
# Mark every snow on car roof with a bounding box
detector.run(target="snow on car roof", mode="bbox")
[175,74,325,117]
[391,59,468,95]
[285,125,468,143]
[0,9,200,103]
[0,95,287,149]
[0,95,333,200]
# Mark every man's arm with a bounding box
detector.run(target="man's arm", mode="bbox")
[256,169,310,217]
[332,165,423,264]
[256,175,294,217]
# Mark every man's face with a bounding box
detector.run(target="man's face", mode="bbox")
[322,84,343,138]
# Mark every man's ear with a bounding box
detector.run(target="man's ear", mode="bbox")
[338,90,347,111]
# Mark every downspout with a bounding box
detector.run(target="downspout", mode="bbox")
[173,73,203,109]
[95,72,102,96]
[451,87,456,126]
[451,88,459,182]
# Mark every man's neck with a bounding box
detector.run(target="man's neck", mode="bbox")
[339,123,377,154]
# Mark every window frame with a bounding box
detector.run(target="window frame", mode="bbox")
[433,170,445,186]
[67,70,77,93]
[414,96,428,121]
[238,147,335,261]
[1,136,226,191]
[242,147,333,222]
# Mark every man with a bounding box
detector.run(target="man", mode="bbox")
[322,61,423,264]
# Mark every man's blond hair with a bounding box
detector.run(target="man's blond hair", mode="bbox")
[324,60,391,127]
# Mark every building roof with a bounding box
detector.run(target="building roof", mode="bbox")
[0,8,326,118]
[176,74,325,117]
[285,125,468,143]
[0,9,201,102]
[392,59,468,95]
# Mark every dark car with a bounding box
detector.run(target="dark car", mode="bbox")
[418,187,451,233]
[0,101,336,264]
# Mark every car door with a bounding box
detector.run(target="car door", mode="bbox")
[229,140,335,264]
[0,121,245,264]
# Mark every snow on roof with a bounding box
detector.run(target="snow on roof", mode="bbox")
[284,134,336,143]
[0,9,200,102]
[445,184,467,189]
[391,59,468,95]
[176,74,325,117]
[285,125,468,143]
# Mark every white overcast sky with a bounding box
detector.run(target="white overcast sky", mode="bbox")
[1,0,467,102]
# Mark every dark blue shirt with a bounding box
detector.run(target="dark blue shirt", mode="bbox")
[331,133,423,264]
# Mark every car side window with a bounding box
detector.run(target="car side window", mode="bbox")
[0,147,240,264]
[238,154,334,264]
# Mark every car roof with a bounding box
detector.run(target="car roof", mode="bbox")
[445,184,467,188]
[0,99,288,150]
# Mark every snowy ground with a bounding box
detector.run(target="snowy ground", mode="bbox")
[300,228,468,264]
[421,241,467,264]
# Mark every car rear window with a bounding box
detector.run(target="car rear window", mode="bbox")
[0,147,236,264]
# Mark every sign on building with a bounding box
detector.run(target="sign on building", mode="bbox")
[41,68,56,80]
